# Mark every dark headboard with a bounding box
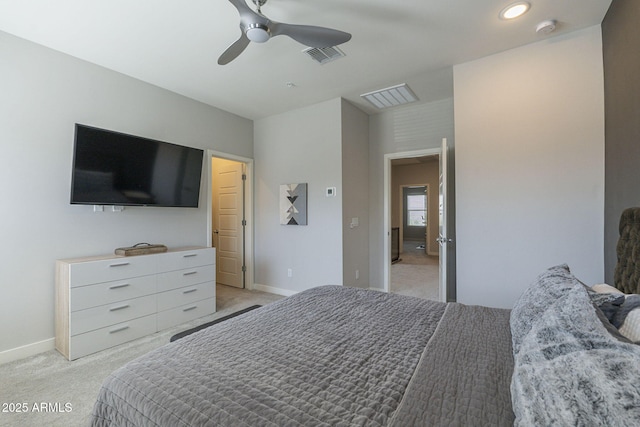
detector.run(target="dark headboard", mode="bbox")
[614,207,640,294]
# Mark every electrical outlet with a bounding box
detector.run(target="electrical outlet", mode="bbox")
[356,269,360,280]
[287,268,293,277]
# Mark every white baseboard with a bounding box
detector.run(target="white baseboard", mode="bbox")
[252,283,298,297]
[0,338,55,365]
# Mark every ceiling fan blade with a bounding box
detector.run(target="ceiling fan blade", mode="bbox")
[228,0,266,25]
[271,23,351,48]
[218,33,251,65]
[227,0,254,16]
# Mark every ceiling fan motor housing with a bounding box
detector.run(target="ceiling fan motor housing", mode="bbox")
[246,23,270,42]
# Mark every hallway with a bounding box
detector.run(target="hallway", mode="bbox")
[391,240,439,301]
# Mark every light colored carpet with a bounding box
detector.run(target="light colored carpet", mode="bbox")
[0,285,283,427]
[391,240,440,301]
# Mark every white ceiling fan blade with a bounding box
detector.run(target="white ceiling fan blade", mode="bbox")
[271,23,351,48]
[218,33,251,65]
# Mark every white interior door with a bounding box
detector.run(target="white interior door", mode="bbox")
[212,158,244,288]
[437,138,448,301]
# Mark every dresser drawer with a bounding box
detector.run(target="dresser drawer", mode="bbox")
[70,294,156,336]
[69,314,157,360]
[157,281,215,312]
[68,255,156,287]
[157,297,215,331]
[56,247,216,360]
[156,248,214,273]
[70,275,156,312]
[157,264,216,292]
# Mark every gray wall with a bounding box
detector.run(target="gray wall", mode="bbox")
[341,100,370,288]
[602,1,640,284]
[0,31,253,361]
[253,99,344,295]
[454,26,605,309]
[253,98,370,295]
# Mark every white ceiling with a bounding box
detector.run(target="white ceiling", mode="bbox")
[0,0,612,120]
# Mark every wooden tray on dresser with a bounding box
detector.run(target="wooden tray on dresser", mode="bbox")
[115,243,168,256]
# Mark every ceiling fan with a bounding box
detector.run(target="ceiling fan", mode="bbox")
[218,0,352,65]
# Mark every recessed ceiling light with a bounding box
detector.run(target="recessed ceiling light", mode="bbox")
[499,2,531,20]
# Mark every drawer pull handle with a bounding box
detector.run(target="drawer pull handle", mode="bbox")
[183,306,198,312]
[109,262,130,268]
[183,271,198,276]
[183,254,197,258]
[109,283,130,290]
[109,325,130,334]
[109,304,130,312]
[183,288,197,294]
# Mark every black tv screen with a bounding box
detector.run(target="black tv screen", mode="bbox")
[71,124,204,207]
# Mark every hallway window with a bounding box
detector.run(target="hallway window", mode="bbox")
[407,193,426,226]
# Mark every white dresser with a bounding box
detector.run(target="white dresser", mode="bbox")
[55,247,215,360]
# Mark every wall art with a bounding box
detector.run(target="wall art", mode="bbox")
[280,183,307,225]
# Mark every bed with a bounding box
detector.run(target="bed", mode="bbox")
[90,285,514,426]
[90,210,640,426]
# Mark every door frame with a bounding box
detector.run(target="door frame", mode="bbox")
[206,150,254,291]
[383,148,441,298]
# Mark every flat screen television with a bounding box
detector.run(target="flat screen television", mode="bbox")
[70,124,204,207]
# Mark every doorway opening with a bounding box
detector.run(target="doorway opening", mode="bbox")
[383,143,447,302]
[207,151,254,290]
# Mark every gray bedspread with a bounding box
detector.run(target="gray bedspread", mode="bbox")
[90,286,514,426]
[392,304,514,426]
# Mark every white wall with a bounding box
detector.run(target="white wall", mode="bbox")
[454,25,605,308]
[341,100,370,288]
[368,98,455,288]
[0,31,253,361]
[253,99,344,294]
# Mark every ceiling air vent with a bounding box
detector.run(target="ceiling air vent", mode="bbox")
[360,83,419,109]
[302,46,346,64]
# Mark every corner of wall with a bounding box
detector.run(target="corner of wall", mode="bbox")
[341,99,370,287]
